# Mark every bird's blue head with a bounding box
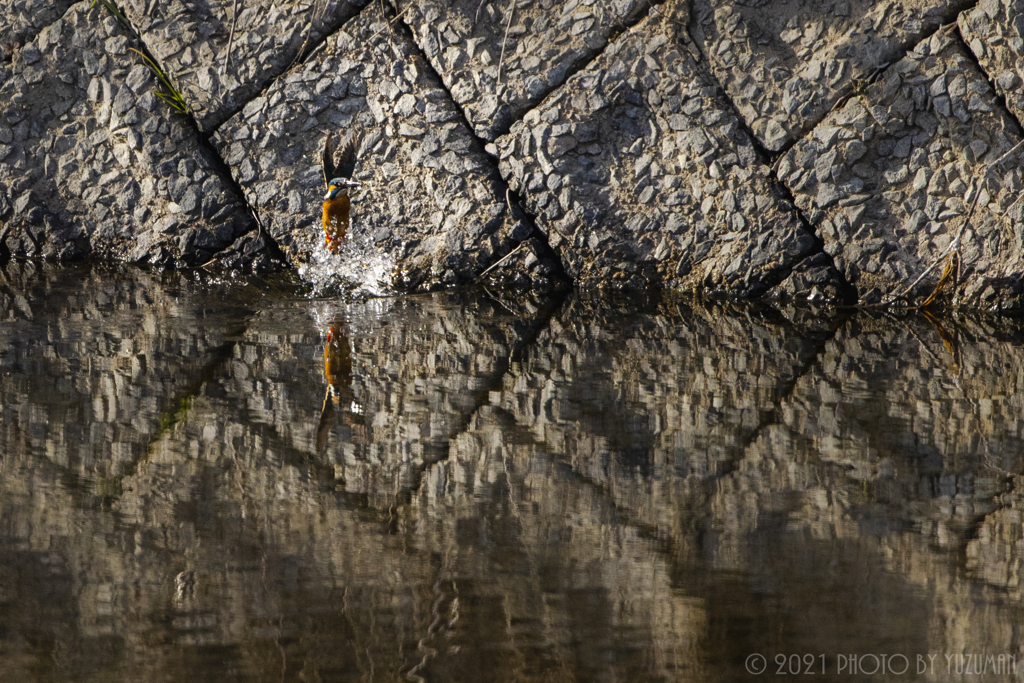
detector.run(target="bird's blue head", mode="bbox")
[325,177,361,200]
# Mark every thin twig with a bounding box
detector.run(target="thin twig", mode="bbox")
[482,284,518,315]
[899,316,943,365]
[381,0,395,42]
[892,182,981,303]
[830,61,891,114]
[891,138,1024,304]
[477,240,528,280]
[291,20,315,68]
[251,207,265,239]
[952,245,962,306]
[289,0,337,71]
[497,0,514,86]
[222,0,240,77]
[369,7,409,40]
[642,0,692,31]
[982,138,1024,178]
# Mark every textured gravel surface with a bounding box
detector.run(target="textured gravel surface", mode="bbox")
[0,0,77,63]
[0,2,253,266]
[395,0,652,142]
[493,0,828,297]
[691,0,971,152]
[119,0,368,134]
[959,0,1024,126]
[6,0,1024,306]
[212,3,533,291]
[776,28,1024,308]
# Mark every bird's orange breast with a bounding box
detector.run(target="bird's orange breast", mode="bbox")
[323,325,351,388]
[322,193,350,252]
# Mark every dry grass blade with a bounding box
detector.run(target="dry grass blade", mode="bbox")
[221,0,240,77]
[891,181,982,304]
[130,48,192,115]
[380,0,395,43]
[316,387,334,454]
[891,138,1024,306]
[922,310,962,376]
[288,0,331,71]
[90,0,131,28]
[477,240,528,280]
[497,0,515,86]
[369,7,410,40]
[919,254,956,309]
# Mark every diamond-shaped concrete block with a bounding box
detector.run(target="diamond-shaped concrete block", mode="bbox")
[493,0,816,294]
[397,0,653,141]
[212,4,530,290]
[119,0,368,133]
[691,0,971,152]
[0,3,252,265]
[776,30,1024,309]
[960,0,1024,127]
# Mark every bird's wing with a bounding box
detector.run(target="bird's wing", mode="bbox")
[335,130,360,180]
[322,132,336,188]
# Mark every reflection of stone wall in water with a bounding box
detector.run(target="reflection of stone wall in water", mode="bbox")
[0,275,708,679]
[698,314,1024,663]
[420,294,1024,668]
[0,261,251,474]
[7,267,1024,677]
[439,295,831,556]
[698,312,1024,555]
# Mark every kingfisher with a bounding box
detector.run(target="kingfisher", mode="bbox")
[322,323,351,403]
[321,130,362,253]
[316,321,363,455]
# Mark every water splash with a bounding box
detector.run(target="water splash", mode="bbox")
[307,294,394,332]
[296,230,396,298]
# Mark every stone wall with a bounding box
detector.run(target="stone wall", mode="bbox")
[4,0,1024,305]
[210,3,533,288]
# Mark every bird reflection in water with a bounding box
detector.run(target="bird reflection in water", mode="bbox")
[316,320,365,458]
[321,131,362,254]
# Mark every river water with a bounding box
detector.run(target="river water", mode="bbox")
[3,260,1024,681]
